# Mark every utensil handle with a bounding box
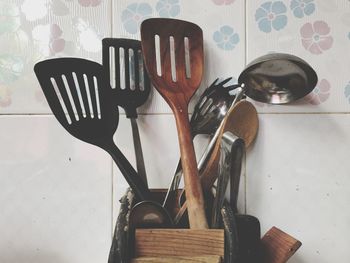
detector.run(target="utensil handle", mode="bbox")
[211,134,232,228]
[102,140,151,201]
[130,118,148,187]
[174,107,208,229]
[229,142,245,213]
[162,160,182,207]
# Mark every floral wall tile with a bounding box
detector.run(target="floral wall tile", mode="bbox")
[0,0,111,114]
[113,0,246,114]
[247,0,350,112]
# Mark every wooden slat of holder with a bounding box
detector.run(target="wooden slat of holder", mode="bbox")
[262,227,302,263]
[125,190,301,263]
[134,229,224,258]
[131,255,222,263]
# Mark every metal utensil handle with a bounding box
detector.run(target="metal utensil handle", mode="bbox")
[211,132,244,228]
[230,152,245,213]
[221,201,239,263]
[211,138,230,228]
[162,160,182,207]
[130,118,148,187]
[222,132,245,213]
[102,139,151,201]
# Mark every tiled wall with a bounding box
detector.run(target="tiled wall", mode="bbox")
[1,0,349,262]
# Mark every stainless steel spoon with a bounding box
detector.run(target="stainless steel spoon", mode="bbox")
[236,53,318,104]
[176,52,317,208]
[129,200,173,228]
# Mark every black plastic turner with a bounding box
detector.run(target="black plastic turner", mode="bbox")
[34,57,150,201]
[225,132,261,263]
[102,38,151,186]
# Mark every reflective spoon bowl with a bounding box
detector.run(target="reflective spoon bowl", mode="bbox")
[238,53,318,104]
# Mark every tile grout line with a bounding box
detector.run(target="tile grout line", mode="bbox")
[2,111,350,117]
[244,0,248,214]
[110,0,113,37]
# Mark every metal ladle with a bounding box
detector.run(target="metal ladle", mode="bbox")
[187,52,317,191]
[199,53,317,174]
[129,200,173,228]
[236,53,318,104]
[175,52,317,219]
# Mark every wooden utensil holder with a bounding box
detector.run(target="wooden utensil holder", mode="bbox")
[108,189,301,263]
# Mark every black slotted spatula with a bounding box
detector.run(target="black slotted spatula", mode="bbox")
[34,57,150,201]
[102,38,151,186]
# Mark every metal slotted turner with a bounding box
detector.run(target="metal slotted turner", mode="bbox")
[102,38,151,186]
[34,58,150,201]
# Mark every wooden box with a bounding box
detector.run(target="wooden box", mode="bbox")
[108,189,301,263]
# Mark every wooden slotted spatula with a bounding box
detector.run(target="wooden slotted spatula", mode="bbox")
[141,18,208,229]
[34,58,150,201]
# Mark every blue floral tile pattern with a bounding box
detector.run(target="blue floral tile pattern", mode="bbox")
[290,0,315,18]
[213,25,239,50]
[344,81,350,102]
[0,55,24,84]
[156,0,180,18]
[255,1,288,33]
[0,2,21,35]
[122,3,152,34]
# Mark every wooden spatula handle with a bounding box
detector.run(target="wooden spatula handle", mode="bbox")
[174,107,208,229]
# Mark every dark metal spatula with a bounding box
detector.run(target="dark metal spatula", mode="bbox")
[34,57,150,201]
[102,38,151,186]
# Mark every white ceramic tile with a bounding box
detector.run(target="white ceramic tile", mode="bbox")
[0,0,111,114]
[0,116,112,263]
[246,113,350,262]
[113,0,246,113]
[246,0,350,113]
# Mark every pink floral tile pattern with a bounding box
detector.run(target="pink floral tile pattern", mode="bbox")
[304,79,331,105]
[0,0,110,112]
[0,84,12,107]
[300,21,333,54]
